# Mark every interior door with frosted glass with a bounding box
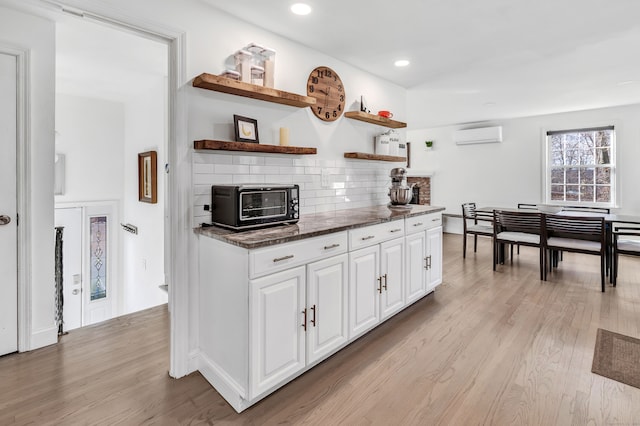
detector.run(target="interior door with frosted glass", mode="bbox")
[84,204,117,325]
[0,52,18,356]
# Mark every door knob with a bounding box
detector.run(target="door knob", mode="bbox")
[72,289,80,295]
[0,215,11,225]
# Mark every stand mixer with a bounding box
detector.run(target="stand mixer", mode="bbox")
[388,167,415,209]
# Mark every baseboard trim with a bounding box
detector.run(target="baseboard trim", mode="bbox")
[30,324,57,350]
[187,349,199,375]
[198,352,247,412]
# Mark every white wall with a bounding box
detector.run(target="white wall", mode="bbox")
[407,103,640,228]
[55,87,167,316]
[0,6,56,349]
[55,94,125,202]
[122,77,167,314]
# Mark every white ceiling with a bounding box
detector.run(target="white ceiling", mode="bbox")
[205,0,640,126]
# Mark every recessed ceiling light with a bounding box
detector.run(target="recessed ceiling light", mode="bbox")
[291,3,312,15]
[394,59,410,67]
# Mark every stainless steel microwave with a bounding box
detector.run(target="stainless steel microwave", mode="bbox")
[211,184,300,230]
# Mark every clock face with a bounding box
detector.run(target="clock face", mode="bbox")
[307,66,346,122]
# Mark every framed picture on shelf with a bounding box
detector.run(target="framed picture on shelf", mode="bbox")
[138,151,157,204]
[233,115,259,143]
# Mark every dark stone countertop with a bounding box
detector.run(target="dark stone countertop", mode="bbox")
[195,204,445,249]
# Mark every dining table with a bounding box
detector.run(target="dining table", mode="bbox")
[477,206,640,278]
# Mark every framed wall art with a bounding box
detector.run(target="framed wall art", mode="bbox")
[138,150,157,204]
[233,115,259,143]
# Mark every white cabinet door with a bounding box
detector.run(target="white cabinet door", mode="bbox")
[250,266,306,398]
[405,231,427,304]
[380,238,405,320]
[306,254,348,364]
[0,53,17,357]
[349,245,380,339]
[426,227,443,292]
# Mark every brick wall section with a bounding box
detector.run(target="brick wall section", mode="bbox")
[407,176,431,205]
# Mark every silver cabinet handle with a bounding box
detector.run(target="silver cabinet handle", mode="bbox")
[273,254,294,263]
[323,243,340,250]
[0,215,11,226]
[361,235,375,241]
[413,222,423,227]
[390,228,402,233]
[432,218,440,222]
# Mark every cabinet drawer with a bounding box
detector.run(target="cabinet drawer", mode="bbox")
[348,220,405,250]
[406,213,442,233]
[250,232,347,278]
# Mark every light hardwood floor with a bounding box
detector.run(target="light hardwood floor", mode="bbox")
[2,233,640,425]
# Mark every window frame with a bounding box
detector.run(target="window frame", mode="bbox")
[543,125,616,207]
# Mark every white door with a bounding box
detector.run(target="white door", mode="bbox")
[380,238,405,320]
[306,254,348,364]
[249,266,306,398]
[54,208,83,331]
[426,227,443,292]
[405,231,427,304]
[0,52,18,356]
[84,204,117,325]
[348,245,380,339]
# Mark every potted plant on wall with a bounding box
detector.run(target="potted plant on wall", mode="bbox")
[425,140,434,151]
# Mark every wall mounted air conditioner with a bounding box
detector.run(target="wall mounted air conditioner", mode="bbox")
[454,126,503,145]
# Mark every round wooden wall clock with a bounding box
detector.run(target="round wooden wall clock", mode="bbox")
[306,66,346,122]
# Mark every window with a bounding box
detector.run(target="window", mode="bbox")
[546,126,615,205]
[90,216,108,301]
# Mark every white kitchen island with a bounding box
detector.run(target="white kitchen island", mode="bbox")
[195,205,444,412]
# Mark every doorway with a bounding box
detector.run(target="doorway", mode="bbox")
[53,16,168,329]
[0,51,18,356]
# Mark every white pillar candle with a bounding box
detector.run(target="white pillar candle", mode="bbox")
[279,127,290,146]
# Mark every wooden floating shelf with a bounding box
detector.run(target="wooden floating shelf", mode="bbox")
[192,73,316,108]
[194,140,317,155]
[344,111,407,129]
[344,152,406,162]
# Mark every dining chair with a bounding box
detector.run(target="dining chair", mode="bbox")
[543,215,606,291]
[612,226,640,286]
[514,203,539,254]
[517,203,538,210]
[558,207,612,276]
[461,202,493,258]
[493,210,544,280]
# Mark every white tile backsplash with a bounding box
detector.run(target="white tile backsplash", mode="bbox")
[192,153,400,226]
